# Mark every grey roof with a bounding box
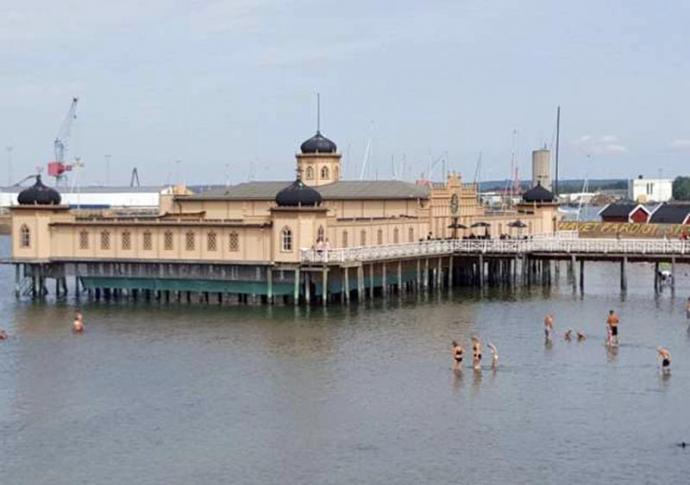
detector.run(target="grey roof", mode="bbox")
[649,203,690,224]
[187,180,430,201]
[599,202,640,218]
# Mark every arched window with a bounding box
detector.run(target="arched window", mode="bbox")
[281,227,293,251]
[393,228,399,244]
[185,231,195,251]
[100,231,111,250]
[317,225,325,242]
[19,224,30,248]
[229,232,239,252]
[377,229,383,245]
[121,231,131,250]
[320,166,329,179]
[305,166,314,180]
[143,231,153,250]
[79,230,89,250]
[408,227,414,243]
[164,231,174,250]
[342,230,348,248]
[207,232,217,251]
[360,230,366,246]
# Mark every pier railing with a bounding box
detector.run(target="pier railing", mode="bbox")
[300,237,690,264]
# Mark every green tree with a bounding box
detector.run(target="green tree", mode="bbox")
[673,176,690,200]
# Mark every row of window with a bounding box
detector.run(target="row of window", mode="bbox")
[304,165,338,180]
[77,229,241,252]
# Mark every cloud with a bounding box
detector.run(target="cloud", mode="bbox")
[573,134,627,155]
[670,139,690,150]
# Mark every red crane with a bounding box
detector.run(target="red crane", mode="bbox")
[47,97,79,184]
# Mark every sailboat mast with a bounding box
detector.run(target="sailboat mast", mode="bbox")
[555,106,560,196]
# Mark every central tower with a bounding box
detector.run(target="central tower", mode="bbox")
[296,94,341,187]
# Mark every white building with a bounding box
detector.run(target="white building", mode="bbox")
[627,176,673,203]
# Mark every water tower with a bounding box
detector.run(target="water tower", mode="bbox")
[531,146,551,190]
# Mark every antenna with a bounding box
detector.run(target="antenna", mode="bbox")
[555,106,561,196]
[316,92,321,133]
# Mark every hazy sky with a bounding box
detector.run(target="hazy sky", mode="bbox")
[1,0,689,186]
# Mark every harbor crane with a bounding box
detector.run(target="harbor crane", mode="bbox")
[47,97,79,185]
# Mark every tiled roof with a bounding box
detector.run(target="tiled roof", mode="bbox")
[186,180,430,201]
[649,203,690,224]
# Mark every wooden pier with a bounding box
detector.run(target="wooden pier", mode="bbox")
[9,234,690,305]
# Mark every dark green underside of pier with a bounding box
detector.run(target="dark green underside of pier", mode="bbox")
[81,277,294,295]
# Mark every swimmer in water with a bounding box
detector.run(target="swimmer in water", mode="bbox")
[544,314,554,341]
[451,340,464,370]
[564,329,573,341]
[657,347,671,374]
[606,310,619,346]
[576,331,586,341]
[471,337,482,370]
[72,312,84,333]
[0,328,7,340]
[487,342,498,369]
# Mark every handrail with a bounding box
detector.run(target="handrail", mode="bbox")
[300,237,690,264]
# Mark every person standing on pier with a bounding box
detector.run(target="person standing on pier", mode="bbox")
[471,337,482,370]
[606,310,619,346]
[544,314,554,341]
[657,347,671,374]
[451,341,464,370]
[73,312,84,333]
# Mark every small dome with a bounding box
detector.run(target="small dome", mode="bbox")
[300,131,337,154]
[276,178,322,207]
[522,182,555,203]
[17,175,61,205]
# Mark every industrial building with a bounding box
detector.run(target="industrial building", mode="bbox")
[628,176,673,203]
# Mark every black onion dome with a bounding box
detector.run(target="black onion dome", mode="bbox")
[17,175,62,205]
[522,181,555,203]
[300,131,337,154]
[276,178,322,207]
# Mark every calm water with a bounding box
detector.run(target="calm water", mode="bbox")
[1,237,690,484]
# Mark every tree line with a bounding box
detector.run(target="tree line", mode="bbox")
[673,176,690,201]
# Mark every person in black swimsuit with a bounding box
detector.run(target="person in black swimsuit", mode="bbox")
[471,337,482,370]
[658,347,671,374]
[451,340,464,370]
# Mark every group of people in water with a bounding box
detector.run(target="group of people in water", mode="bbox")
[453,308,673,374]
[451,337,498,371]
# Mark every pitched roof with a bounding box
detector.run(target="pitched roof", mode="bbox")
[599,202,642,218]
[186,180,430,201]
[648,203,690,224]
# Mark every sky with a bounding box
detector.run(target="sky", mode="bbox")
[1,0,689,187]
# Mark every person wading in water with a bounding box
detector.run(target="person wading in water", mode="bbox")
[451,340,464,370]
[606,310,619,346]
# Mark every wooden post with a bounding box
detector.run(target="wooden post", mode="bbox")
[357,265,364,300]
[343,267,350,303]
[416,259,421,292]
[322,268,328,306]
[620,257,627,292]
[381,261,388,298]
[397,260,403,294]
[654,262,659,294]
[570,255,577,291]
[437,257,443,288]
[305,272,311,305]
[369,263,375,298]
[426,258,431,291]
[294,268,300,305]
[671,257,676,297]
[267,268,273,303]
[478,255,484,288]
[579,259,584,293]
[448,255,454,288]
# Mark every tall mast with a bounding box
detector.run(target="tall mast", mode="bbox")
[316,92,321,133]
[555,106,560,196]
